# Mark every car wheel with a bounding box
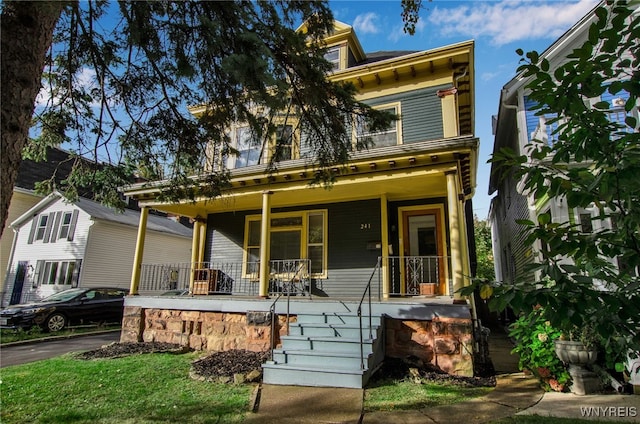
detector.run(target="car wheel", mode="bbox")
[45,313,67,332]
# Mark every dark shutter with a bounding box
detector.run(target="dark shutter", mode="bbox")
[27,217,38,244]
[43,212,55,243]
[50,212,62,243]
[33,260,44,287]
[67,210,79,241]
[71,259,82,287]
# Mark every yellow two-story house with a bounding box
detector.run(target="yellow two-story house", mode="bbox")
[121,21,479,387]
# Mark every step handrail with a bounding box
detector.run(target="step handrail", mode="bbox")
[269,260,309,360]
[357,258,380,369]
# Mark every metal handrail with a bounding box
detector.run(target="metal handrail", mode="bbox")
[269,261,310,360]
[357,258,380,370]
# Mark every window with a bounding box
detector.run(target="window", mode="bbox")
[58,212,73,239]
[272,125,293,162]
[524,96,560,146]
[35,260,80,286]
[356,104,401,148]
[35,214,48,241]
[324,46,340,70]
[244,210,327,277]
[579,212,593,233]
[234,126,261,168]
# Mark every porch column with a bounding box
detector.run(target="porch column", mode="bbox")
[129,206,149,295]
[189,220,201,293]
[198,220,207,264]
[259,191,273,297]
[445,171,464,302]
[380,194,390,299]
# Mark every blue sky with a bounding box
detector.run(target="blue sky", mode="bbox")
[328,0,598,219]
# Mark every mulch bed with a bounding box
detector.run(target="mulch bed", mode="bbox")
[75,342,495,387]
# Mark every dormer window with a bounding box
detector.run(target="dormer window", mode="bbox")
[324,46,340,71]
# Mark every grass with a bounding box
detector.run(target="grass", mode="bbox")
[0,352,253,424]
[364,378,494,412]
[0,325,120,345]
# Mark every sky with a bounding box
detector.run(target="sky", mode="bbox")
[328,0,599,219]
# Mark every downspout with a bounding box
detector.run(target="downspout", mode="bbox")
[0,226,19,307]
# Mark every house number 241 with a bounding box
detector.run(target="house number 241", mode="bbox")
[360,223,371,230]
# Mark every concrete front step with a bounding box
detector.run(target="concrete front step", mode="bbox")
[288,322,380,339]
[262,362,369,389]
[271,348,374,369]
[280,335,376,354]
[296,312,382,327]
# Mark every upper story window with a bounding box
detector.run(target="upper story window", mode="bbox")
[234,126,261,168]
[35,214,48,241]
[356,103,401,148]
[28,210,79,244]
[272,125,294,162]
[324,46,340,71]
[58,212,73,239]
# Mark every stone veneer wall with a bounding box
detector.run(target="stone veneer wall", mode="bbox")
[121,306,290,352]
[385,316,474,376]
[121,306,474,376]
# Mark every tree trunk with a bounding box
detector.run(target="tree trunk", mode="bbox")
[0,1,64,237]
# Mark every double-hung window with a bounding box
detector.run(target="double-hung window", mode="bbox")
[243,210,327,278]
[356,103,401,148]
[324,46,340,71]
[35,215,48,241]
[58,212,73,239]
[234,126,261,168]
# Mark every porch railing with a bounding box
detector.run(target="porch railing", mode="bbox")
[381,256,451,296]
[137,259,310,296]
[357,259,380,369]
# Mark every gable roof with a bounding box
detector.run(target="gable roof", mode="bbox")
[11,191,192,238]
[15,147,100,198]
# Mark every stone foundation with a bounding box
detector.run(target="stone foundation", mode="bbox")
[120,306,291,353]
[385,316,474,376]
[121,305,474,377]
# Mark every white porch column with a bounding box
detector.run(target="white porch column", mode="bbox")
[129,206,149,295]
[445,171,464,302]
[189,220,202,293]
[198,220,207,264]
[259,191,273,297]
[380,194,390,299]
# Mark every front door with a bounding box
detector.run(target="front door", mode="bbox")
[10,262,28,305]
[401,209,445,295]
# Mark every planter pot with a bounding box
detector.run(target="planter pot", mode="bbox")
[419,282,437,297]
[554,340,598,366]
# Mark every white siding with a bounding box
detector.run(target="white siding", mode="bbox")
[82,220,191,289]
[3,198,92,304]
[1,191,43,277]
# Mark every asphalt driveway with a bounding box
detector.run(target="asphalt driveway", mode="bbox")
[0,330,121,368]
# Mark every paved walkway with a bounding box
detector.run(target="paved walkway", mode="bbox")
[249,326,640,423]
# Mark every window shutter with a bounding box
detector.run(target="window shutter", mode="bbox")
[67,210,79,241]
[43,212,55,243]
[50,212,62,243]
[71,259,82,287]
[27,217,38,244]
[33,260,44,287]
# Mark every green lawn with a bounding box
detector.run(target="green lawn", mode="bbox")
[0,352,252,424]
[365,378,494,411]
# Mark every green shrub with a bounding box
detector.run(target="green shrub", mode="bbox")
[509,307,570,392]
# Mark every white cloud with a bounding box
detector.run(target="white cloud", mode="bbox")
[353,12,380,34]
[427,0,598,46]
[37,67,101,107]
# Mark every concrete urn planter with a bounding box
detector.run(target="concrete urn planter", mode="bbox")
[554,340,598,366]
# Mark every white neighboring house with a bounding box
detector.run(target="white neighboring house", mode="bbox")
[2,191,192,306]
